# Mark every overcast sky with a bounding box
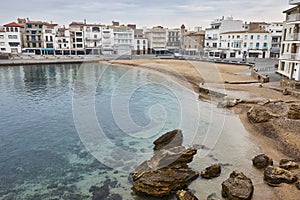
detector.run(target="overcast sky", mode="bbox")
[0,0,292,29]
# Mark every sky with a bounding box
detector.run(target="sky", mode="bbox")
[0,0,292,30]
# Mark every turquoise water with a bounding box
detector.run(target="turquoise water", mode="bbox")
[0,62,265,200]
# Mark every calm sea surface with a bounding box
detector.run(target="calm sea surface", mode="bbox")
[0,62,264,200]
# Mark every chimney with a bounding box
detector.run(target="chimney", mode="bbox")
[84,19,87,24]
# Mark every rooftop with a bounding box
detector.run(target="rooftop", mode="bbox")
[4,22,24,28]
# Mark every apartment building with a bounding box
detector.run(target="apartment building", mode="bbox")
[55,28,71,55]
[278,0,300,80]
[112,26,134,55]
[101,27,114,55]
[43,23,58,55]
[22,20,45,54]
[0,22,23,54]
[69,22,85,55]
[84,24,102,55]
[144,26,167,54]
[132,29,148,55]
[267,22,283,58]
[166,28,181,53]
[220,29,271,59]
[182,31,205,56]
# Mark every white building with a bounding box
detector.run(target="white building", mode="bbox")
[112,26,134,56]
[220,29,271,59]
[55,28,71,55]
[205,17,244,57]
[278,1,300,80]
[84,24,102,55]
[101,27,114,55]
[0,22,23,54]
[42,23,58,55]
[144,26,167,54]
[69,22,85,55]
[133,38,148,55]
[267,22,283,58]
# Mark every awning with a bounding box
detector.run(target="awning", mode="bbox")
[41,48,54,51]
[153,48,168,51]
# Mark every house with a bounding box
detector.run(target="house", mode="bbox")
[69,22,85,55]
[144,26,167,54]
[42,23,58,55]
[101,27,114,55]
[278,1,300,80]
[0,22,23,54]
[267,22,283,58]
[84,24,103,55]
[55,28,71,55]
[182,31,205,56]
[111,25,134,56]
[166,28,181,53]
[133,29,148,55]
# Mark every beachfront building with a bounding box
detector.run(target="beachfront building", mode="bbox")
[278,1,300,80]
[204,17,244,58]
[220,29,271,59]
[144,26,168,55]
[267,22,283,58]
[166,28,181,53]
[42,23,58,55]
[132,29,148,55]
[22,20,45,55]
[182,31,205,56]
[69,22,85,55]
[112,26,134,56]
[101,27,114,55]
[54,28,71,55]
[0,22,23,54]
[84,24,102,55]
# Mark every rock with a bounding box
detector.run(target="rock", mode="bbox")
[247,106,273,123]
[207,193,221,200]
[176,190,199,200]
[279,159,299,170]
[221,171,254,200]
[153,129,183,150]
[201,164,221,179]
[107,194,122,200]
[287,104,300,120]
[217,98,238,108]
[131,130,199,197]
[296,181,300,190]
[252,154,273,169]
[89,184,110,200]
[264,166,298,185]
[283,88,289,95]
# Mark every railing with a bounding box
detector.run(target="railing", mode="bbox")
[286,33,300,41]
[281,53,300,60]
[287,13,300,22]
[289,0,300,5]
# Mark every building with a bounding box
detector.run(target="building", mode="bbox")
[69,22,85,55]
[144,26,167,54]
[42,23,58,55]
[220,29,271,59]
[101,27,114,55]
[0,22,23,54]
[267,22,283,58]
[182,31,205,56]
[22,20,45,54]
[166,28,181,53]
[278,0,300,80]
[55,28,71,55]
[84,24,102,55]
[112,25,134,56]
[133,29,148,55]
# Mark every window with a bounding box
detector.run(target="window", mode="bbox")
[228,35,230,39]
[31,30,36,34]
[237,35,240,39]
[228,42,230,48]
[143,40,146,44]
[244,42,247,48]
[1,48,6,51]
[27,24,32,28]
[76,38,83,42]
[50,36,53,42]
[38,36,41,41]
[77,44,83,48]
[250,35,254,40]
[0,35,4,39]
[32,43,36,47]
[249,42,253,49]
[8,35,18,39]
[263,43,268,49]
[256,42,260,49]
[76,32,83,36]
[264,35,268,40]
[212,43,217,48]
[257,35,260,40]
[232,35,235,39]
[9,42,19,47]
[137,40,140,44]
[0,42,5,46]
[94,35,97,39]
[86,27,91,32]
[45,36,48,41]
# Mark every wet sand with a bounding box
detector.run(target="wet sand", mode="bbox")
[110,59,300,199]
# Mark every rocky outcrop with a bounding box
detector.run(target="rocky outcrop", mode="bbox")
[153,129,183,150]
[279,159,299,170]
[176,190,198,200]
[201,164,221,179]
[247,106,273,123]
[296,181,300,190]
[252,154,273,169]
[287,104,300,120]
[264,166,298,185]
[221,171,254,200]
[131,130,199,197]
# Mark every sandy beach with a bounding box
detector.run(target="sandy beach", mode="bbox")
[110,58,300,199]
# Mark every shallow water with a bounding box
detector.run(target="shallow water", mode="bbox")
[0,62,266,199]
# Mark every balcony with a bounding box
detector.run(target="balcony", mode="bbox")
[286,33,300,41]
[289,0,300,5]
[281,53,300,60]
[287,14,300,22]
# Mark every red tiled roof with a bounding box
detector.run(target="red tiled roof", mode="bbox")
[4,22,24,28]
[222,28,269,34]
[45,24,58,27]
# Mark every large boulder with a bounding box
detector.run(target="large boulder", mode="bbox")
[279,159,299,171]
[131,130,199,197]
[252,154,273,169]
[287,104,300,120]
[153,129,183,150]
[221,171,254,200]
[201,164,221,179]
[176,190,199,200]
[264,166,298,185]
[247,106,273,123]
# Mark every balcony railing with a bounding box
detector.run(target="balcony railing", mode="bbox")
[289,0,300,5]
[286,33,300,41]
[281,53,300,60]
[287,13,300,22]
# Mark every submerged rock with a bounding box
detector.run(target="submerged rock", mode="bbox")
[287,104,300,120]
[201,164,221,179]
[153,129,183,150]
[279,159,299,170]
[131,130,199,197]
[221,171,254,200]
[247,106,273,123]
[252,154,273,169]
[89,184,109,200]
[264,166,298,185]
[176,190,198,200]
